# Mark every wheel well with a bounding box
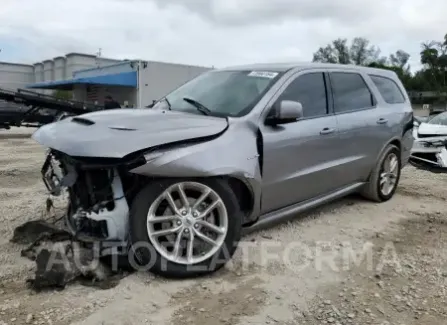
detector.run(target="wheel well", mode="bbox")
[227,177,254,219]
[366,139,402,182]
[389,139,401,152]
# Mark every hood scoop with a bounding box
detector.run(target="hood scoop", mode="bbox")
[109,126,137,131]
[71,117,95,125]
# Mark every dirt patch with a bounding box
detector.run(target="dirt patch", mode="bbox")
[0,133,33,140]
[397,184,447,201]
[0,281,96,325]
[170,276,267,325]
[0,168,42,188]
[1,128,447,325]
[306,212,447,325]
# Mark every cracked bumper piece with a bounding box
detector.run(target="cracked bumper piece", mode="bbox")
[69,172,129,241]
[410,145,447,172]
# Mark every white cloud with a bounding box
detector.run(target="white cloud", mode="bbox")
[0,0,446,70]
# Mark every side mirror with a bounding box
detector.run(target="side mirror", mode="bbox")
[266,100,303,125]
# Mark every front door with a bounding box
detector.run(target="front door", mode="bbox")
[260,71,345,214]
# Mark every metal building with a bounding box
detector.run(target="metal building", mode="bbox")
[0,53,212,107]
[28,60,211,107]
[0,62,35,91]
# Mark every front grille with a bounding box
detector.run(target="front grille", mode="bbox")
[418,134,447,138]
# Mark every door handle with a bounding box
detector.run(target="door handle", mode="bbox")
[320,127,335,135]
[377,118,388,124]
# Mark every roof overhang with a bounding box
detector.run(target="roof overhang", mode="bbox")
[27,71,137,90]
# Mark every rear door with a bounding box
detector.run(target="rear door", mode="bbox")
[260,70,346,214]
[368,74,414,164]
[328,70,391,185]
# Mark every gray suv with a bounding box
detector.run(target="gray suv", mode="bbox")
[33,63,414,278]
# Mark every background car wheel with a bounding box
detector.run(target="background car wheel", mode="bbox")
[128,177,242,278]
[361,144,401,202]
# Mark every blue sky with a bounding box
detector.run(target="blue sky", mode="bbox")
[0,37,31,62]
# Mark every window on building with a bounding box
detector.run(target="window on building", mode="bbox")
[330,72,374,113]
[369,75,405,104]
[277,72,328,118]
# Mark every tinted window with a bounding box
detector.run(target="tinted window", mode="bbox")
[370,75,405,104]
[278,73,328,118]
[330,72,374,113]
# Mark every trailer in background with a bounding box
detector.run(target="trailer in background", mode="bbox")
[0,88,102,129]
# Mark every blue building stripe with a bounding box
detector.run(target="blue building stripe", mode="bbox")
[27,71,137,90]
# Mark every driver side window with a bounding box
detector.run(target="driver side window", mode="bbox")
[277,72,328,118]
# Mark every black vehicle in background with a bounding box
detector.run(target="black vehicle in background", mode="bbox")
[0,100,54,129]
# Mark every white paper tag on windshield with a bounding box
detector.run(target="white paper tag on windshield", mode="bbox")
[248,71,278,79]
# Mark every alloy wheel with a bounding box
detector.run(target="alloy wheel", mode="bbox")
[146,182,228,265]
[379,153,399,196]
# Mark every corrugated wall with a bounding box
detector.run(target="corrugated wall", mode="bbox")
[138,61,212,106]
[0,62,34,91]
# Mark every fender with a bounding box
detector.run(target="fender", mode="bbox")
[130,123,262,223]
[373,137,402,169]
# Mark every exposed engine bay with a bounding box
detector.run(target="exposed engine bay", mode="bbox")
[43,150,147,254]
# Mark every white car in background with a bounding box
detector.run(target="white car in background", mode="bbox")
[411,112,447,170]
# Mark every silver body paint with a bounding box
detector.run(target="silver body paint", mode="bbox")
[32,62,413,234]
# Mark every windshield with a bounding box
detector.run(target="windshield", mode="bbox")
[151,70,282,117]
[428,112,447,126]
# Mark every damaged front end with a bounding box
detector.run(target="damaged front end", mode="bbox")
[27,105,262,280]
[409,138,447,173]
[13,150,144,291]
[42,150,147,254]
[33,109,231,254]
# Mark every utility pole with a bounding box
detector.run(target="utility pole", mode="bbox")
[95,48,102,67]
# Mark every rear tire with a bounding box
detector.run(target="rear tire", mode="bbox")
[128,177,242,278]
[361,144,401,202]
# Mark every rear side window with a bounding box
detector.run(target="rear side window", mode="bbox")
[369,75,405,104]
[330,72,374,113]
[277,72,328,118]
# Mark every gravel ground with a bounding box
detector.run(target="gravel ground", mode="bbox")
[1,127,446,325]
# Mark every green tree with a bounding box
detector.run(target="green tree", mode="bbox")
[312,37,384,66]
[312,33,447,93]
[419,36,447,95]
[389,50,410,69]
[312,38,350,64]
[52,89,73,100]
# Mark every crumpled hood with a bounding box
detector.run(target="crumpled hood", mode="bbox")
[418,122,447,136]
[32,109,228,158]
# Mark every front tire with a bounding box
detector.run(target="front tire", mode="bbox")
[361,144,401,202]
[128,178,242,278]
